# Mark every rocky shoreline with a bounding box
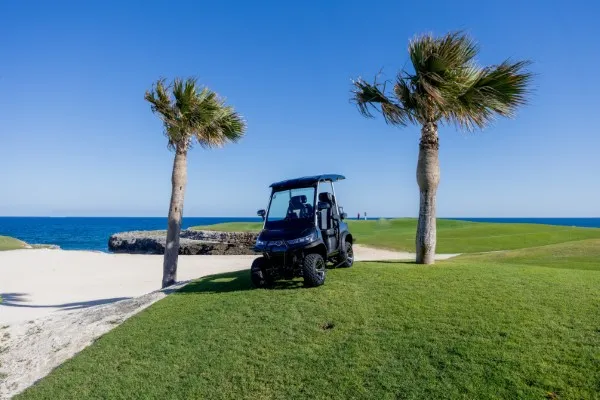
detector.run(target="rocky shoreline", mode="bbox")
[108,229,259,255]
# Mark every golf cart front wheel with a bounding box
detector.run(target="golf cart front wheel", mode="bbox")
[303,253,326,287]
[250,257,273,288]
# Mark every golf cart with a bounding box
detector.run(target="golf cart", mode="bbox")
[251,174,354,288]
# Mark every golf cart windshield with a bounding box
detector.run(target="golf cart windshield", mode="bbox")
[265,186,316,229]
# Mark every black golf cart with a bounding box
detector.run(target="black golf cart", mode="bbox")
[251,174,354,288]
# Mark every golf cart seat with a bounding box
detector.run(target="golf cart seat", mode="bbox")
[288,195,313,219]
[318,192,335,231]
[318,192,338,251]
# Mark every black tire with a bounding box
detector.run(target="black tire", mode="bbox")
[250,257,273,288]
[303,253,326,287]
[339,240,354,268]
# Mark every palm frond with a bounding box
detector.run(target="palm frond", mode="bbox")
[145,77,246,150]
[351,31,532,132]
[474,60,532,114]
[173,77,202,117]
[409,32,477,111]
[409,31,477,75]
[447,60,533,130]
[195,96,246,148]
[435,31,478,71]
[144,79,174,124]
[408,34,435,75]
[351,77,414,126]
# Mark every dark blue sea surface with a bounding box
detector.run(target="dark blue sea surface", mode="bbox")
[0,217,261,252]
[0,217,598,252]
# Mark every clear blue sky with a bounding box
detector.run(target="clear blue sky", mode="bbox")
[1,0,598,217]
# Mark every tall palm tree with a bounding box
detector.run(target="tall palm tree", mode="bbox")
[352,31,532,264]
[145,78,246,287]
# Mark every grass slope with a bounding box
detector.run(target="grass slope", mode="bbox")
[192,218,600,253]
[0,235,28,251]
[18,240,600,399]
[458,238,600,271]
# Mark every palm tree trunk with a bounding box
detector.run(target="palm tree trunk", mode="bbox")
[162,143,188,288]
[416,122,440,264]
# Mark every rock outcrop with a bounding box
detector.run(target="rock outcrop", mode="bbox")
[108,230,259,255]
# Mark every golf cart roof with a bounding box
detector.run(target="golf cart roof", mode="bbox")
[270,174,345,190]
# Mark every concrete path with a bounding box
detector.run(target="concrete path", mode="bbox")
[354,244,460,262]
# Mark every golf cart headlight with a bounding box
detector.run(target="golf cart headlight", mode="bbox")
[255,239,267,246]
[287,234,316,245]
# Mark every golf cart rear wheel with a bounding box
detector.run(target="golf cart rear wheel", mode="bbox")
[340,240,354,268]
[303,253,326,287]
[251,257,273,288]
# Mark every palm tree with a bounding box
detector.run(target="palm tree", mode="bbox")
[145,78,246,287]
[352,31,532,264]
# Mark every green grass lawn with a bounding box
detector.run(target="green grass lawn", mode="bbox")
[458,238,600,271]
[192,218,600,253]
[191,221,264,232]
[0,235,28,251]
[18,239,600,399]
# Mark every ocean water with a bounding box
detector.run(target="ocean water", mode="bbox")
[0,217,598,252]
[0,217,261,252]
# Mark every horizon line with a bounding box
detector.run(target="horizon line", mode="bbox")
[0,216,598,219]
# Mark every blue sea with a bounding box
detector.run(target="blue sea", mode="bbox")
[0,217,261,252]
[0,217,599,252]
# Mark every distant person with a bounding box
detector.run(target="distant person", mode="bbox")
[357,212,360,220]
[364,212,367,220]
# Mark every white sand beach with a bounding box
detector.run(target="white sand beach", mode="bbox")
[0,247,458,398]
[0,249,258,324]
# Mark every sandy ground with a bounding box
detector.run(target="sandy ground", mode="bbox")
[0,247,458,398]
[0,250,259,325]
